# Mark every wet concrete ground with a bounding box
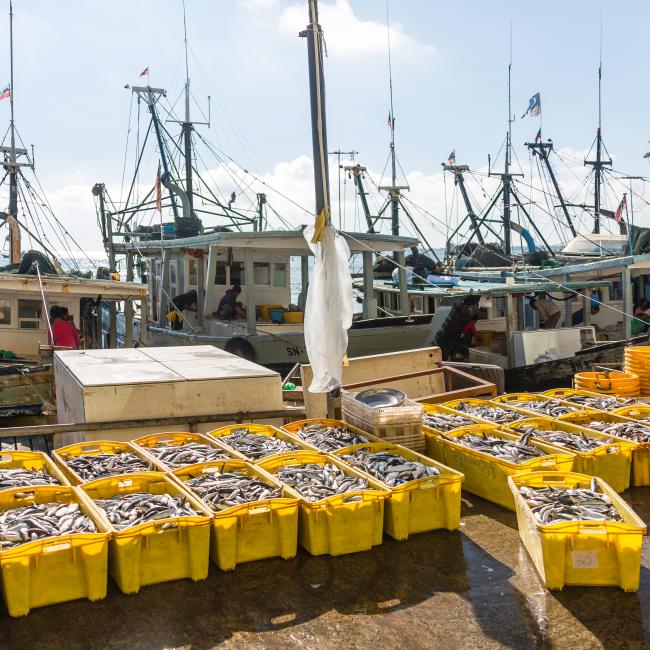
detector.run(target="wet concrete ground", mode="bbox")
[1,487,648,650]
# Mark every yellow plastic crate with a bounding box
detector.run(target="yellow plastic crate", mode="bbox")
[208,423,308,463]
[0,485,110,617]
[508,472,646,591]
[441,397,532,425]
[424,425,574,510]
[507,418,634,492]
[258,451,388,556]
[52,440,164,485]
[559,410,650,487]
[543,388,638,410]
[613,404,650,421]
[133,431,233,468]
[282,418,374,452]
[80,472,212,594]
[332,442,463,540]
[492,392,580,418]
[421,403,486,436]
[0,450,69,490]
[172,460,299,571]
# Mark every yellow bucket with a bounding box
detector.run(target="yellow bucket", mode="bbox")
[283,311,304,324]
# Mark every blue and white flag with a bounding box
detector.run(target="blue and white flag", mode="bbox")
[521,92,541,119]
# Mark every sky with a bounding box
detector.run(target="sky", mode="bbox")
[2,0,650,259]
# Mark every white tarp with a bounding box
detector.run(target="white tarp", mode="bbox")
[303,223,353,392]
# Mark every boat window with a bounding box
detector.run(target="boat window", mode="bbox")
[273,262,287,287]
[18,299,42,329]
[610,281,623,301]
[215,261,227,285]
[229,261,244,286]
[494,296,506,317]
[187,259,198,286]
[254,262,270,286]
[170,262,177,285]
[0,299,10,326]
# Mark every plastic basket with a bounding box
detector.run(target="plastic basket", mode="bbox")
[172,460,299,571]
[424,425,574,510]
[559,410,650,487]
[507,417,634,492]
[613,404,650,422]
[133,431,233,468]
[282,418,372,453]
[258,451,388,556]
[332,442,463,540]
[421,403,486,436]
[207,424,308,463]
[441,398,532,425]
[0,485,110,617]
[0,450,69,491]
[52,440,164,485]
[508,472,646,591]
[80,472,212,594]
[342,390,424,448]
[492,393,580,418]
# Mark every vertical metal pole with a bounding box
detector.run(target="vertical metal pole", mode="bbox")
[124,300,133,348]
[622,268,632,339]
[505,293,515,367]
[159,250,170,324]
[583,290,592,326]
[396,250,409,315]
[563,275,572,327]
[8,1,19,264]
[362,251,376,319]
[300,255,309,292]
[203,245,217,319]
[95,302,103,349]
[139,295,149,346]
[244,248,256,333]
[196,256,205,328]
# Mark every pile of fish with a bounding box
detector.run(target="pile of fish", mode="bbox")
[184,470,282,511]
[423,412,478,432]
[93,492,198,530]
[63,452,152,481]
[142,442,229,468]
[0,468,61,490]
[443,431,545,463]
[339,450,439,486]
[511,400,578,417]
[451,402,526,424]
[274,463,368,502]
[516,425,616,453]
[562,395,636,411]
[520,480,622,525]
[293,422,368,451]
[583,420,650,443]
[218,428,300,461]
[0,502,97,550]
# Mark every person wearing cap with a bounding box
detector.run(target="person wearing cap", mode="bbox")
[530,295,562,329]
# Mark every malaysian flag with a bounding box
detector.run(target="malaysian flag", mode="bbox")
[614,193,627,224]
[0,85,10,101]
[522,92,541,119]
[447,150,456,165]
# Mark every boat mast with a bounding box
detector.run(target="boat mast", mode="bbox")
[303,0,331,234]
[502,56,513,256]
[7,0,18,262]
[182,0,193,215]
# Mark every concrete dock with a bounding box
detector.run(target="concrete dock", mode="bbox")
[1,487,648,649]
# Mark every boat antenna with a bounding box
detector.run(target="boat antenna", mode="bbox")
[503,20,513,257]
[182,0,193,214]
[7,0,19,262]
[584,5,612,234]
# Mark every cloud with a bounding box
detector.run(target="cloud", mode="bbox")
[277,0,435,59]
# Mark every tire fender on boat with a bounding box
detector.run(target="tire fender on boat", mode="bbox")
[224,337,256,361]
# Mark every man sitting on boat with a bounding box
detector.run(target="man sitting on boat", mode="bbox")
[49,306,80,349]
[529,295,562,329]
[167,289,197,330]
[216,285,243,320]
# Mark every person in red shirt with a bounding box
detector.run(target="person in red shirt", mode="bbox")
[455,314,479,360]
[49,306,80,349]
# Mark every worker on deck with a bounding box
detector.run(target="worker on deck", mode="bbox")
[49,306,80,349]
[530,295,561,329]
[167,289,197,330]
[216,285,242,320]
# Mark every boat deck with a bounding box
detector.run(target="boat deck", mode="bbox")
[3,487,648,649]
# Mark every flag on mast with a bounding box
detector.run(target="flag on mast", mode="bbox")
[155,163,162,213]
[447,150,456,165]
[139,66,149,78]
[521,92,541,119]
[534,128,542,143]
[387,112,392,128]
[614,193,627,224]
[0,86,10,101]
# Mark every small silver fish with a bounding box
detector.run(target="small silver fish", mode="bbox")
[294,423,369,452]
[0,468,60,489]
[339,450,439,487]
[218,428,299,461]
[273,463,368,502]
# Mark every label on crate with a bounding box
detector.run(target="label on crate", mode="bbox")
[571,550,599,569]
